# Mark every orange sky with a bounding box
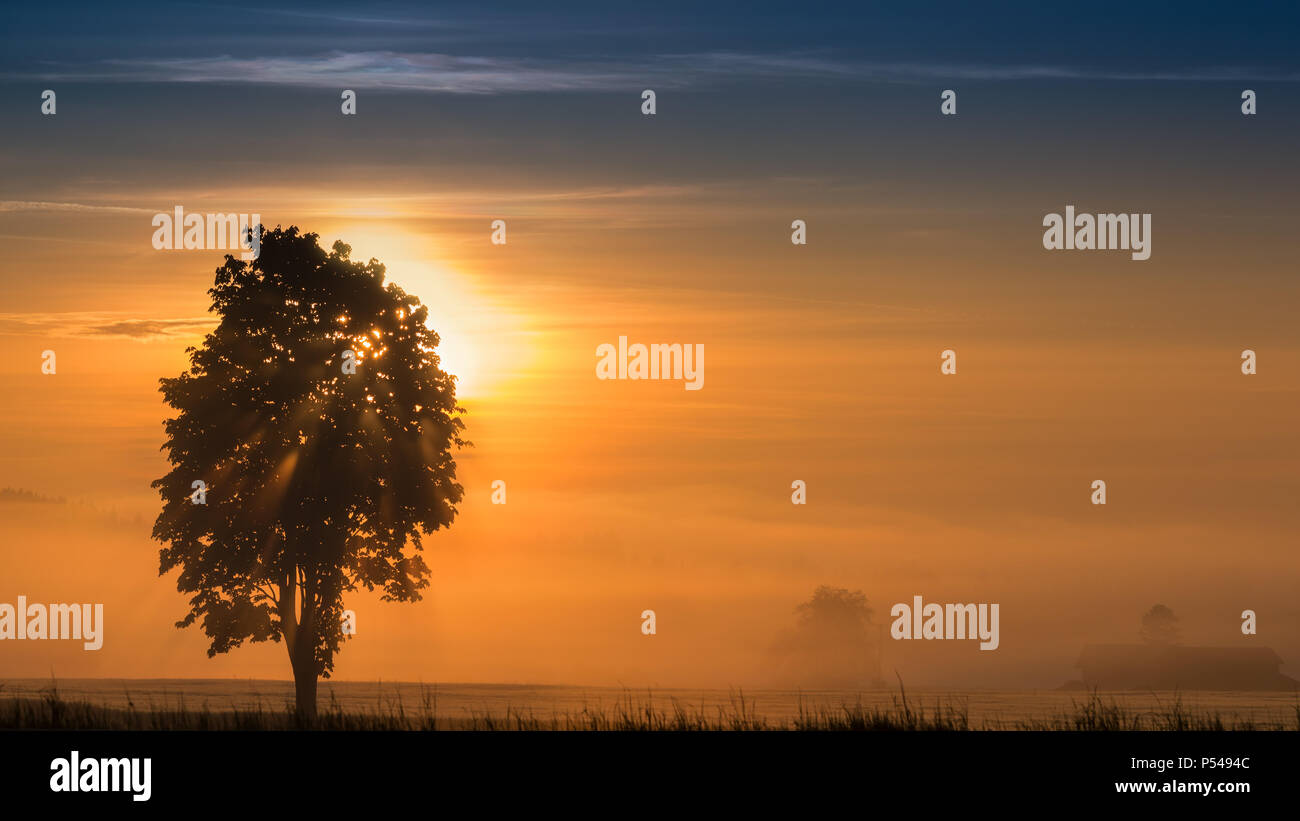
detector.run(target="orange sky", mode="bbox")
[1,189,1297,688]
[1,25,1298,687]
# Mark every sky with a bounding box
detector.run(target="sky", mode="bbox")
[0,1,1298,688]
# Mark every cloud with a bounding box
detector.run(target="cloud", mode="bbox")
[23,52,667,93]
[0,201,155,214]
[665,53,1300,83]
[13,51,1297,93]
[0,312,211,341]
[257,8,459,28]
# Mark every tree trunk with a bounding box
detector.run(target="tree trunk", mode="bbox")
[283,568,319,726]
[281,559,320,725]
[292,638,318,725]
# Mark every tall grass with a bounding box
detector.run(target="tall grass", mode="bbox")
[2,681,1296,731]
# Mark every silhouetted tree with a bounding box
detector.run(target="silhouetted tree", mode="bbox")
[1139,604,1181,646]
[795,586,874,636]
[152,226,466,722]
[771,586,878,687]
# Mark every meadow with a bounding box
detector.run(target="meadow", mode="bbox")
[2,679,1297,731]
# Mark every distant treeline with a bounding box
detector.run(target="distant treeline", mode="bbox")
[0,487,143,527]
[0,487,66,504]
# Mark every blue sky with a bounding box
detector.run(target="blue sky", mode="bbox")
[5,1,1299,91]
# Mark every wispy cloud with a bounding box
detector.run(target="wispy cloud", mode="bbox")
[0,201,155,214]
[23,52,666,93]
[258,8,459,28]
[14,51,1297,93]
[0,312,211,341]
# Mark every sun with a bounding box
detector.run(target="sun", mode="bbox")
[325,225,494,398]
[424,314,479,397]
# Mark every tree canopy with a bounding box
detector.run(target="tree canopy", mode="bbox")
[795,585,874,637]
[151,226,466,720]
[1139,604,1181,646]
[771,585,878,688]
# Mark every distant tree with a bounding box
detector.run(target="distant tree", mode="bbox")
[771,586,878,687]
[795,585,874,636]
[152,226,466,722]
[1139,604,1181,646]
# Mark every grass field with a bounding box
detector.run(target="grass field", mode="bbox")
[3,681,1297,731]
